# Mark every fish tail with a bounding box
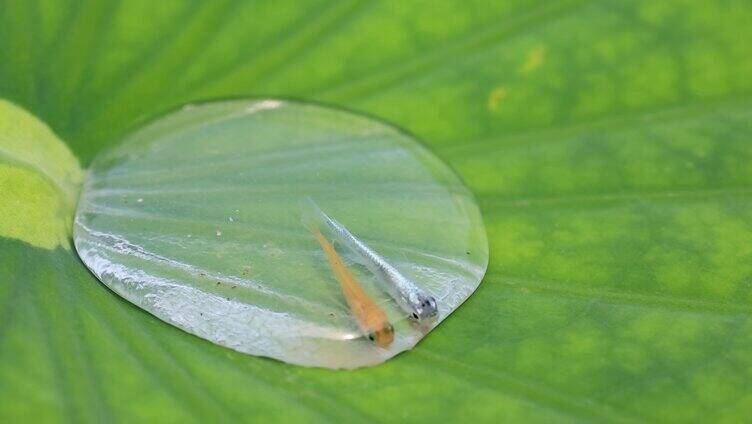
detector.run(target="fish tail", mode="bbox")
[299,196,329,233]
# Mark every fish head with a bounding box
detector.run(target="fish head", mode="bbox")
[411,295,438,321]
[367,323,395,348]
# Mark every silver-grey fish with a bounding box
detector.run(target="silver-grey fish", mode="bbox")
[302,199,438,322]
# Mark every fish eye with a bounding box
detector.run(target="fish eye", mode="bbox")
[367,333,375,341]
[426,297,437,309]
[412,312,419,319]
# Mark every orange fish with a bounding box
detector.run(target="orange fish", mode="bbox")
[309,226,394,348]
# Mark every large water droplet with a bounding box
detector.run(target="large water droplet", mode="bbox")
[74,99,488,368]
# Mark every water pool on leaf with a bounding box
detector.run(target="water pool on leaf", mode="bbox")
[73,99,488,369]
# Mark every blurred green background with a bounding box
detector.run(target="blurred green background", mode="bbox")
[1,0,752,422]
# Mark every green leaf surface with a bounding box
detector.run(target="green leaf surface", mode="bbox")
[0,100,82,249]
[1,0,751,421]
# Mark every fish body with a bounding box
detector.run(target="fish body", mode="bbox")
[308,225,394,348]
[302,199,438,322]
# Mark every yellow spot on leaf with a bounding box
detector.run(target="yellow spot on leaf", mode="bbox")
[0,99,83,249]
[487,87,507,112]
[0,165,74,249]
[520,45,546,74]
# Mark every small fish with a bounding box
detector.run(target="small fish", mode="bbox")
[308,224,394,348]
[302,199,438,322]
